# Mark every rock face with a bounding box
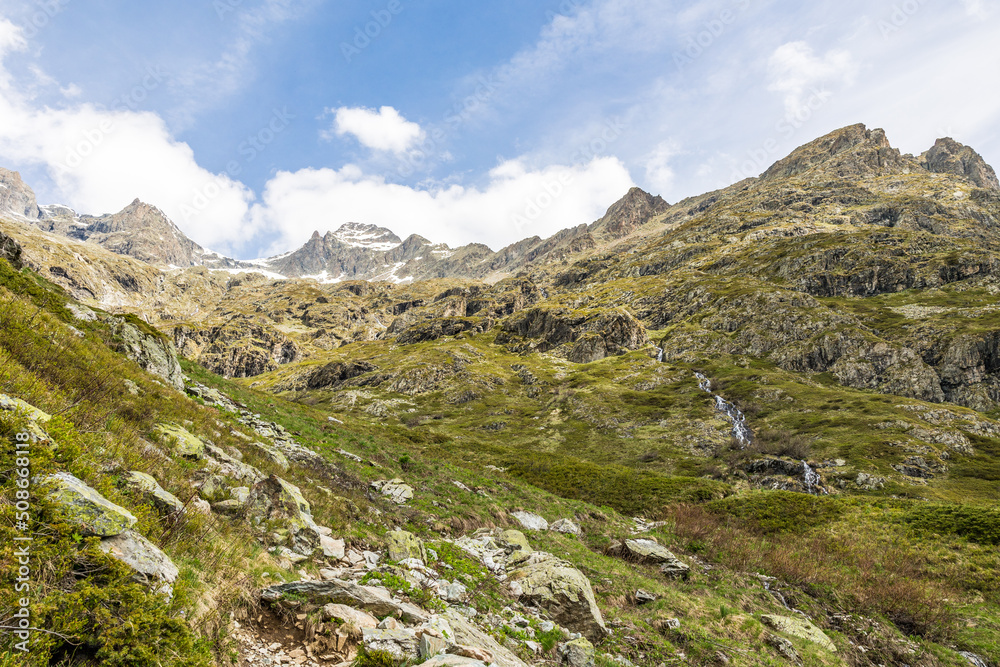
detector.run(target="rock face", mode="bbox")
[0,230,23,268]
[498,307,648,362]
[507,551,606,640]
[106,316,184,390]
[760,614,837,652]
[761,123,914,182]
[173,318,301,379]
[922,137,1000,190]
[0,168,40,219]
[591,187,669,240]
[99,530,179,598]
[78,199,207,267]
[41,472,138,537]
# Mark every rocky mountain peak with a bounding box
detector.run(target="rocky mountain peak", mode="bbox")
[0,167,41,220]
[591,186,670,239]
[329,222,402,250]
[922,137,1000,190]
[761,123,912,182]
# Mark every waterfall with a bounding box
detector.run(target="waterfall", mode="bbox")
[656,346,665,363]
[960,652,989,667]
[802,461,822,495]
[695,372,752,448]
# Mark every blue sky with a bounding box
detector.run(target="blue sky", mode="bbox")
[0,0,998,258]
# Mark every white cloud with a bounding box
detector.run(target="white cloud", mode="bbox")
[326,106,425,154]
[643,139,680,194]
[251,156,634,254]
[766,41,858,118]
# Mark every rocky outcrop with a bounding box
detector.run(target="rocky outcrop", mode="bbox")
[498,307,648,362]
[922,137,1000,190]
[371,478,414,504]
[173,318,300,379]
[761,124,915,182]
[106,316,185,390]
[386,530,427,563]
[610,539,691,580]
[307,360,377,389]
[0,230,23,268]
[0,168,40,219]
[41,472,137,536]
[590,187,669,240]
[154,423,207,459]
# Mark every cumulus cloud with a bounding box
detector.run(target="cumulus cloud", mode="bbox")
[251,156,634,254]
[326,106,425,154]
[643,139,680,194]
[766,41,858,118]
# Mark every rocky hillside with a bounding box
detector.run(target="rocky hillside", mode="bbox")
[2,123,1000,666]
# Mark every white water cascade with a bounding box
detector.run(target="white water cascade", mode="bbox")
[694,372,753,448]
[656,346,665,363]
[802,461,823,495]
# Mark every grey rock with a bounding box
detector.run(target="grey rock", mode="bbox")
[635,589,656,605]
[559,637,596,667]
[124,471,184,516]
[99,530,179,598]
[41,472,137,537]
[362,627,420,661]
[506,551,606,640]
[550,518,582,535]
[511,511,549,531]
[105,316,184,390]
[443,609,529,667]
[261,579,428,624]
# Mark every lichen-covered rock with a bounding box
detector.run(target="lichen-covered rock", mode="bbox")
[322,603,378,629]
[42,472,137,537]
[506,552,606,640]
[247,475,322,555]
[154,423,206,459]
[386,530,426,563]
[250,441,290,470]
[559,637,596,667]
[499,529,533,555]
[362,628,420,661]
[99,530,179,598]
[124,471,184,516]
[0,394,52,443]
[420,656,488,667]
[761,614,837,652]
[106,316,184,390]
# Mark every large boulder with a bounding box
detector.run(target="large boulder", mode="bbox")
[511,511,549,531]
[105,316,184,390]
[0,230,24,269]
[99,530,179,598]
[246,475,322,555]
[154,423,206,459]
[124,471,184,516]
[386,530,427,563]
[760,614,837,652]
[261,579,428,624]
[41,472,137,536]
[506,552,606,640]
[614,539,691,580]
